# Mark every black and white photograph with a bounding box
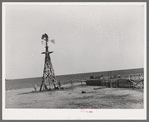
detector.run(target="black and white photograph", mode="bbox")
[2,2,146,120]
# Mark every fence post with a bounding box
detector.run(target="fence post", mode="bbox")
[71,80,73,91]
[114,79,116,88]
[110,79,112,88]
[104,77,105,86]
[102,77,104,86]
[115,79,116,88]
[142,80,144,89]
[116,79,118,88]
[123,79,125,88]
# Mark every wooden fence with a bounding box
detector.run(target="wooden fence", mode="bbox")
[101,73,144,89]
[85,73,144,89]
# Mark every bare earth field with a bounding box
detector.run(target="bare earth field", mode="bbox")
[6,82,143,109]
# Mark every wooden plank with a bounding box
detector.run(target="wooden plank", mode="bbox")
[129,80,141,89]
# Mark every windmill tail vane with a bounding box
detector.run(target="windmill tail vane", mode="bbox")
[51,39,55,44]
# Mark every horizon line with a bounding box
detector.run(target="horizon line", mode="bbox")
[5,67,144,80]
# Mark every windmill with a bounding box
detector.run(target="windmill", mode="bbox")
[39,33,58,91]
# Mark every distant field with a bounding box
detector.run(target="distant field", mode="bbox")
[5,68,143,90]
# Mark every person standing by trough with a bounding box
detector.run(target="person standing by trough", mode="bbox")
[58,81,61,89]
[34,84,37,91]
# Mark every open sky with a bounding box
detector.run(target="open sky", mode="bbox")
[3,3,145,79]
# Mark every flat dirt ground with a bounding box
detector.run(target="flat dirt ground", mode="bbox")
[5,82,143,109]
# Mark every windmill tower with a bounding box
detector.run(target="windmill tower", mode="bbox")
[39,33,58,91]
